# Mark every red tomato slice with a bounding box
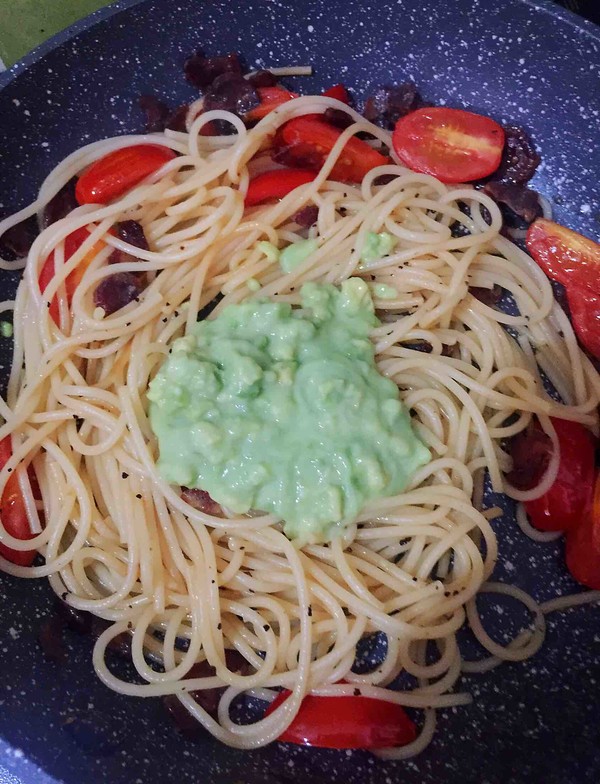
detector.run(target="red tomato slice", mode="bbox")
[39,228,104,325]
[524,418,596,532]
[392,107,505,183]
[245,87,298,122]
[566,283,600,360]
[526,219,600,294]
[245,169,317,206]
[0,436,36,567]
[565,501,600,591]
[75,145,177,205]
[323,84,350,104]
[274,117,389,183]
[264,690,417,749]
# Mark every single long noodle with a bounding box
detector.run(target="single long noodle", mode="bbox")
[1,95,599,756]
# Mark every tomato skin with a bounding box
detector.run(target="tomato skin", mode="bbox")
[39,227,104,325]
[264,690,417,749]
[245,87,298,122]
[392,107,505,183]
[323,84,350,104]
[75,145,176,205]
[274,117,389,183]
[566,283,600,360]
[0,436,35,567]
[524,419,596,532]
[566,506,600,590]
[526,220,600,359]
[245,169,317,206]
[526,219,600,294]
[565,463,600,590]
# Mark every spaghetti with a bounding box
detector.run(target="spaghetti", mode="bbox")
[0,94,599,756]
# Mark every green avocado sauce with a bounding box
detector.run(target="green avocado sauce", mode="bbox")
[148,278,430,543]
[360,231,397,264]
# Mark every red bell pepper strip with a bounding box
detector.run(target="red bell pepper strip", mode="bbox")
[565,474,600,590]
[245,169,317,206]
[523,418,597,532]
[39,227,104,325]
[75,145,177,205]
[323,84,350,104]
[0,436,36,566]
[264,690,417,749]
[526,219,600,294]
[273,117,389,183]
[245,87,298,123]
[526,220,600,358]
[392,107,505,183]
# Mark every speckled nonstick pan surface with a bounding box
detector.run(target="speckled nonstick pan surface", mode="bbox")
[0,1,599,783]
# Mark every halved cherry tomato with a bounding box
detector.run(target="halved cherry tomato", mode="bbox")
[565,474,600,590]
[273,117,389,183]
[264,690,417,749]
[526,220,600,358]
[392,107,505,183]
[523,418,596,532]
[566,283,600,360]
[245,87,298,123]
[526,219,600,294]
[75,145,177,205]
[0,436,36,567]
[39,227,104,325]
[245,169,317,206]
[323,84,350,104]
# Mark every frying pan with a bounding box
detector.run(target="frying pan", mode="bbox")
[0,1,599,782]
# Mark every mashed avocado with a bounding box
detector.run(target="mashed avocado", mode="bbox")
[360,232,397,264]
[148,278,430,543]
